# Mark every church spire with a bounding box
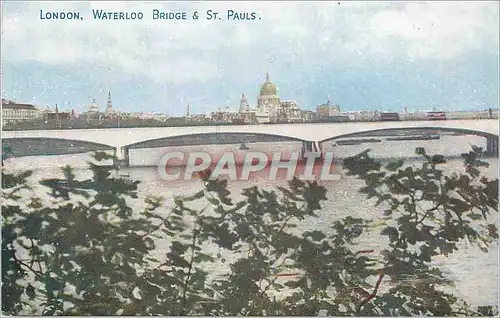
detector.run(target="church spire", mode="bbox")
[266,58,272,82]
[239,92,250,113]
[106,91,113,111]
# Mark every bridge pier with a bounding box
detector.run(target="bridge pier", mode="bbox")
[301,141,313,159]
[315,141,323,159]
[485,135,499,157]
[113,147,130,167]
[300,141,324,160]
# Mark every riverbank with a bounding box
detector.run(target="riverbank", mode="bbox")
[2,113,498,131]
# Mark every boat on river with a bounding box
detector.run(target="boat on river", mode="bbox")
[386,135,440,141]
[335,138,382,146]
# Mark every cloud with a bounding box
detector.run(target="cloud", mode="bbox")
[2,1,498,85]
[368,2,498,60]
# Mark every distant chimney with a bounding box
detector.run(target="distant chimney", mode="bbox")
[187,104,190,117]
[55,104,60,128]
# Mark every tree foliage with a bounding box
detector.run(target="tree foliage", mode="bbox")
[2,147,498,315]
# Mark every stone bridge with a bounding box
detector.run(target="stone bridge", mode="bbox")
[2,120,498,165]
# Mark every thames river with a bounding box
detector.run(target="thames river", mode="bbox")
[2,131,498,308]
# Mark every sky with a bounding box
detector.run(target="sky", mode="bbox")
[1,1,499,116]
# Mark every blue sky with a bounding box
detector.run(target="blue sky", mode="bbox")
[1,1,499,116]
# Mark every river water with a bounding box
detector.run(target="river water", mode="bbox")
[2,133,498,308]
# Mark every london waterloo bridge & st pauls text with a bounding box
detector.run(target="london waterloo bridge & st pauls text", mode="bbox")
[39,9,261,21]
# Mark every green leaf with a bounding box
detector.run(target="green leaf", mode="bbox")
[284,280,303,289]
[431,155,446,164]
[194,254,214,262]
[415,147,426,155]
[467,212,484,220]
[304,230,326,241]
[383,209,393,217]
[26,284,36,300]
[381,226,399,242]
[386,159,404,172]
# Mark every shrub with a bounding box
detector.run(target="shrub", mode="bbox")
[2,147,498,315]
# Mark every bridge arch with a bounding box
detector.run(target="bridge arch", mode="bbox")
[318,127,499,156]
[123,132,311,150]
[2,137,115,159]
[320,127,498,143]
[118,132,313,167]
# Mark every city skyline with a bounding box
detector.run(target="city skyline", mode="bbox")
[2,1,499,116]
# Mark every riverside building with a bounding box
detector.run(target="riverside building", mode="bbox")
[1,99,40,125]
